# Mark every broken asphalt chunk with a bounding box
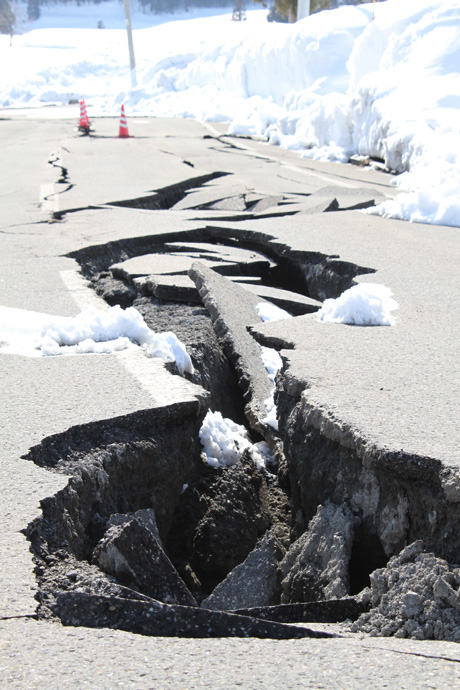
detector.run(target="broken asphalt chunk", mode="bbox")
[201,532,283,611]
[298,186,386,214]
[188,262,274,437]
[233,597,368,624]
[54,591,336,639]
[92,517,196,606]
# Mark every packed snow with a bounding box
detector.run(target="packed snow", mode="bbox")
[199,409,273,469]
[256,301,291,430]
[0,304,194,374]
[2,0,460,228]
[256,302,292,324]
[317,283,399,326]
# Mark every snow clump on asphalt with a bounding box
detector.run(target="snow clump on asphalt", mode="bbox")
[199,410,272,469]
[317,283,399,326]
[39,304,194,374]
[256,302,292,323]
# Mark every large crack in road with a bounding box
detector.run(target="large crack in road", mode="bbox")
[3,117,457,647]
[21,154,460,643]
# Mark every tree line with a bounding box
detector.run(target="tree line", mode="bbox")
[0,0,383,35]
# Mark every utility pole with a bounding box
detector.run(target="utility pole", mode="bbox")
[297,0,310,21]
[123,0,137,88]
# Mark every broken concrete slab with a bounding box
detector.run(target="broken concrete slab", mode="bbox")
[246,195,284,214]
[111,253,234,280]
[188,261,275,437]
[138,274,201,303]
[111,253,269,282]
[93,518,196,606]
[106,508,162,545]
[280,502,358,603]
[171,184,250,211]
[201,532,282,611]
[234,596,368,624]
[169,184,282,214]
[237,282,321,316]
[298,186,386,215]
[163,241,275,268]
[53,590,335,639]
[203,193,248,212]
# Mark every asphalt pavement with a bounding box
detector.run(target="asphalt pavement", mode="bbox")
[1,107,459,688]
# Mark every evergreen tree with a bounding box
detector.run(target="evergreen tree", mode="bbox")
[28,0,41,21]
[0,0,15,35]
[271,0,375,23]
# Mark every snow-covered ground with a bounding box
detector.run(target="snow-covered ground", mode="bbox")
[2,0,460,227]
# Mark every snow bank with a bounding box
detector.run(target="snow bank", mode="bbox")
[199,410,272,469]
[2,1,460,226]
[39,305,194,374]
[317,283,399,326]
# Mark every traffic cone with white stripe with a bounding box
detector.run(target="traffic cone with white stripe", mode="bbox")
[78,99,90,134]
[119,104,130,138]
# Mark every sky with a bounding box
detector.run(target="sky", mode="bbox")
[2,0,460,227]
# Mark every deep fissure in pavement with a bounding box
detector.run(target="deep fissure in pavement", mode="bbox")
[24,229,382,638]
[25,181,460,640]
[106,172,230,211]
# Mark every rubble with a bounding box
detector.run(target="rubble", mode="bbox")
[189,456,285,592]
[53,591,335,639]
[351,541,460,641]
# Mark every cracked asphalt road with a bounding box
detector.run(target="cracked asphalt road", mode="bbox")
[1,107,460,688]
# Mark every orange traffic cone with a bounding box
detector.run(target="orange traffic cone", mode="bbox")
[78,99,90,133]
[118,104,130,138]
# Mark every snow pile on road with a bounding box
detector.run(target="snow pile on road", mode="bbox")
[2,0,460,227]
[0,303,193,374]
[256,302,292,324]
[317,283,399,326]
[40,305,194,374]
[199,410,272,469]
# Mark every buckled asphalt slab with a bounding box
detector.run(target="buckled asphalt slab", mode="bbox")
[1,109,460,688]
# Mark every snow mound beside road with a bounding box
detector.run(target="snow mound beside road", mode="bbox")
[317,283,399,326]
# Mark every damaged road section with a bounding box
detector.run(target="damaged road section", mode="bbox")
[24,220,380,638]
[13,117,460,647]
[25,406,340,639]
